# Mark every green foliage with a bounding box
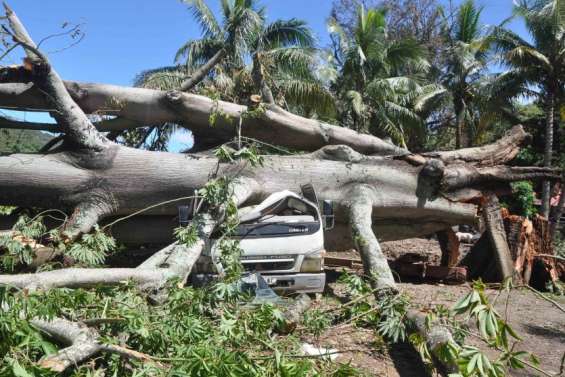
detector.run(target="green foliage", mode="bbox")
[0,213,117,270]
[209,92,233,127]
[503,181,537,218]
[214,144,265,167]
[0,129,53,153]
[0,206,16,215]
[65,226,116,266]
[376,294,409,343]
[337,270,370,295]
[215,238,244,280]
[328,5,431,147]
[0,282,357,376]
[0,214,46,271]
[303,309,332,339]
[174,222,199,247]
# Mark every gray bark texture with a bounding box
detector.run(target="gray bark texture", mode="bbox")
[0,4,561,375]
[32,317,159,372]
[481,193,516,282]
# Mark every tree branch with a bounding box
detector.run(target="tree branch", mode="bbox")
[3,2,109,151]
[32,317,161,372]
[346,184,397,292]
[0,177,258,290]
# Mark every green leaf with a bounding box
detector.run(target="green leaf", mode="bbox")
[467,353,480,374]
[453,292,472,312]
[10,359,33,377]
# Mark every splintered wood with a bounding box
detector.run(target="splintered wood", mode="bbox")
[502,209,561,288]
[463,207,561,287]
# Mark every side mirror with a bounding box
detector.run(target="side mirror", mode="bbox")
[322,200,334,230]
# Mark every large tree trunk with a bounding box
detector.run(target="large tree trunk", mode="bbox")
[1,145,556,242]
[0,80,408,155]
[0,5,561,375]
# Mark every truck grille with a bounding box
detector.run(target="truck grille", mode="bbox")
[240,255,296,272]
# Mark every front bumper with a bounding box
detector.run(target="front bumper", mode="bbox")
[191,272,326,294]
[261,273,326,293]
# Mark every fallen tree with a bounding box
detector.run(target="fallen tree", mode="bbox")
[0,4,561,375]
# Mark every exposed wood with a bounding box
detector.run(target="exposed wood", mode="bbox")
[460,209,562,285]
[436,228,460,267]
[549,179,565,239]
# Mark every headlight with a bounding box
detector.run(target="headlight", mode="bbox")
[300,254,324,272]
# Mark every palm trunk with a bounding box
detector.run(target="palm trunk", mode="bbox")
[251,54,275,104]
[454,98,466,149]
[180,48,227,92]
[541,92,555,218]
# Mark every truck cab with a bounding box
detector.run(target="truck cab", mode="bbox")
[193,190,330,293]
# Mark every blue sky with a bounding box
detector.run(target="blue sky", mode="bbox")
[4,0,527,151]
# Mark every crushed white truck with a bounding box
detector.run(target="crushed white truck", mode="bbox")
[191,186,333,293]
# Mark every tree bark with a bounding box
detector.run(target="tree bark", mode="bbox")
[0,80,409,156]
[347,184,397,291]
[2,146,556,240]
[541,92,555,218]
[481,193,516,282]
[0,6,560,376]
[455,97,466,149]
[180,48,227,92]
[32,317,160,372]
[345,186,458,375]
[252,53,275,104]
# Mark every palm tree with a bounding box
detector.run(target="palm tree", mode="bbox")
[328,5,433,148]
[175,0,264,91]
[492,0,565,217]
[415,0,491,149]
[131,0,334,150]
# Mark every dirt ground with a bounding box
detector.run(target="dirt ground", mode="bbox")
[309,238,565,377]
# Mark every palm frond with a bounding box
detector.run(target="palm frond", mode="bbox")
[259,19,315,51]
[134,66,189,90]
[182,0,221,38]
[413,86,449,113]
[505,45,552,70]
[275,77,335,117]
[456,0,483,43]
[263,46,316,76]
[175,38,223,66]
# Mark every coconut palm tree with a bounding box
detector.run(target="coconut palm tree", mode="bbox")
[130,0,334,150]
[328,5,434,148]
[175,0,264,91]
[491,0,565,217]
[415,0,492,149]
